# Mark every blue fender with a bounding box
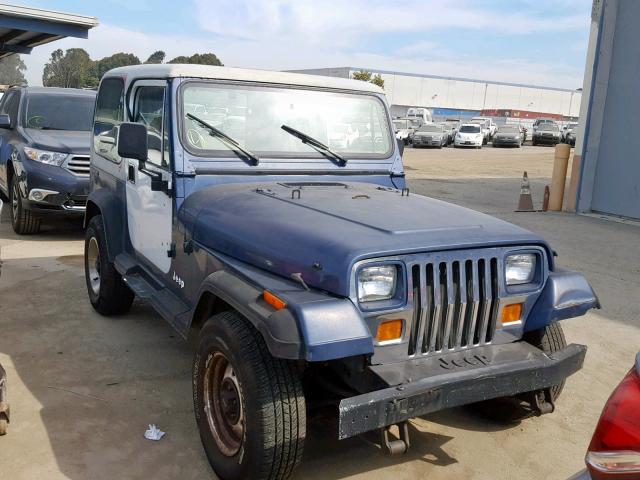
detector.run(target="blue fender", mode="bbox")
[197,252,374,362]
[525,269,600,332]
[85,188,127,262]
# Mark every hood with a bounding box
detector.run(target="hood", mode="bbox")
[180,182,547,297]
[23,128,92,155]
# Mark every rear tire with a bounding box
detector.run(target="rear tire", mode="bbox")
[84,215,134,315]
[194,311,306,480]
[9,174,40,235]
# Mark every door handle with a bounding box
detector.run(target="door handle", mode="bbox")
[128,164,136,183]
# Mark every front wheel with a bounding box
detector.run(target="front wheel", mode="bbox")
[9,174,40,235]
[194,311,306,480]
[523,322,567,400]
[84,215,134,315]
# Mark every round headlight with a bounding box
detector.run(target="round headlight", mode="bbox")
[505,253,536,285]
[358,265,397,302]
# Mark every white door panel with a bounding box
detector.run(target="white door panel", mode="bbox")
[125,159,172,273]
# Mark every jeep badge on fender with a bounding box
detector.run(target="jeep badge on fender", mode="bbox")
[83,64,599,480]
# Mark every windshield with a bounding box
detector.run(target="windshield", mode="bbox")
[539,124,559,132]
[24,93,95,131]
[460,125,480,133]
[418,125,441,133]
[498,126,519,133]
[182,83,392,159]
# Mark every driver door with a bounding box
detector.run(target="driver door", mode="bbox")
[125,82,173,274]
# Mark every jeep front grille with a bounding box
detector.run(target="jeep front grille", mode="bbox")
[408,256,499,356]
[64,155,90,177]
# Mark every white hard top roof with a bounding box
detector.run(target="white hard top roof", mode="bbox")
[104,64,384,94]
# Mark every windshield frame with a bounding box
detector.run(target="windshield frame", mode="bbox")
[177,79,394,163]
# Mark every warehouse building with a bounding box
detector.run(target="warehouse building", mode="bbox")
[289,67,582,124]
[572,0,639,220]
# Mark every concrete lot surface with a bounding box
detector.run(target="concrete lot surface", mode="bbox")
[1,145,639,480]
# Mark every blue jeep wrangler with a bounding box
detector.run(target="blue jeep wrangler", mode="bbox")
[84,65,598,480]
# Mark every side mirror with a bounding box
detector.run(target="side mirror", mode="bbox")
[0,114,11,129]
[397,138,405,156]
[117,122,148,161]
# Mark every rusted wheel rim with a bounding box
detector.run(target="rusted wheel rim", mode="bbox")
[87,236,101,296]
[203,352,244,456]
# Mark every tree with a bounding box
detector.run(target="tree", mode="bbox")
[352,70,384,90]
[351,70,372,82]
[145,50,165,64]
[42,48,94,88]
[370,73,385,89]
[0,54,27,85]
[167,52,223,66]
[94,52,141,80]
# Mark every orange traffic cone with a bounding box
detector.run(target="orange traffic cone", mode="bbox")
[516,171,535,212]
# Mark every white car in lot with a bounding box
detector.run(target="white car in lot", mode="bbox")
[454,123,484,148]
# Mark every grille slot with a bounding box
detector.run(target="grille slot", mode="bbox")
[65,155,90,177]
[410,256,500,356]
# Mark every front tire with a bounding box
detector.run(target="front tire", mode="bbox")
[84,215,134,315]
[9,174,40,235]
[523,322,567,400]
[194,311,306,480]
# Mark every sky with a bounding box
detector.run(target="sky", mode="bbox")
[20,0,592,89]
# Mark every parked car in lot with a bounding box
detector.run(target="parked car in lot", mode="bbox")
[532,123,561,146]
[532,118,557,134]
[84,64,598,480]
[444,118,460,138]
[471,116,497,138]
[492,125,525,147]
[572,352,640,480]
[470,118,491,144]
[454,123,484,148]
[412,124,447,148]
[0,86,96,234]
[440,123,455,145]
[562,122,579,146]
[393,117,419,145]
[406,106,433,125]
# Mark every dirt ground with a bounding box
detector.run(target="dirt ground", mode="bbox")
[1,145,638,480]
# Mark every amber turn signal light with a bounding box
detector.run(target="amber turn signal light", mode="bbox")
[501,303,523,325]
[377,319,403,342]
[263,290,287,310]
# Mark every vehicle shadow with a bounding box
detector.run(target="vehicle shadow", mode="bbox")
[295,414,458,480]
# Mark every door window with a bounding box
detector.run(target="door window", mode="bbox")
[1,91,20,128]
[134,86,168,168]
[94,78,125,163]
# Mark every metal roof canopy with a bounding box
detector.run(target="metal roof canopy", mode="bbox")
[0,4,98,59]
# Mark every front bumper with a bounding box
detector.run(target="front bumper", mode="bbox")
[338,341,586,439]
[413,137,443,147]
[493,138,521,146]
[534,135,560,144]
[454,138,482,147]
[14,158,89,216]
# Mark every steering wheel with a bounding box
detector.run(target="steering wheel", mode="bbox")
[26,115,46,128]
[187,128,205,149]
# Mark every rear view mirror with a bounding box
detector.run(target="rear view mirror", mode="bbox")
[397,138,405,156]
[0,114,11,129]
[118,122,148,161]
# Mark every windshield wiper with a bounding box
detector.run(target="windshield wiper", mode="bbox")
[186,113,259,166]
[281,124,347,166]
